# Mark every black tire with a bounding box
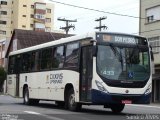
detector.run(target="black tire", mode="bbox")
[67,89,81,111]
[110,104,125,113]
[23,87,39,105]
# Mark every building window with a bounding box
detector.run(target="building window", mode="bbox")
[31,5,34,8]
[1,1,7,5]
[46,27,51,32]
[11,31,12,34]
[23,5,27,7]
[0,20,7,25]
[47,9,51,13]
[30,14,34,18]
[146,6,160,23]
[22,25,26,28]
[22,15,26,17]
[12,1,13,4]
[147,16,154,23]
[0,11,7,15]
[11,21,13,24]
[0,30,6,35]
[149,36,160,53]
[30,24,34,28]
[35,14,45,19]
[46,18,51,23]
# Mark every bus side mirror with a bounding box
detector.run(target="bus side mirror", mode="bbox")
[92,46,97,57]
[151,51,154,61]
[150,45,154,61]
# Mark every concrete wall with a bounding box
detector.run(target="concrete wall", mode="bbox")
[140,0,160,65]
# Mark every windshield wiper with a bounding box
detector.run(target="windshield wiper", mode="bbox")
[109,44,123,70]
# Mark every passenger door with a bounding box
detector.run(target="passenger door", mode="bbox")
[15,55,21,97]
[80,46,93,102]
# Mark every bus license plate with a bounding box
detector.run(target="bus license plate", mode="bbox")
[122,100,132,104]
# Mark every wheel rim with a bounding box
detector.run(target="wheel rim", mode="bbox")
[69,94,75,107]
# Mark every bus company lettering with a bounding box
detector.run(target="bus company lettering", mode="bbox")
[115,36,136,44]
[50,73,63,84]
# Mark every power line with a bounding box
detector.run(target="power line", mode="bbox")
[57,1,139,20]
[48,0,156,20]
[49,0,160,36]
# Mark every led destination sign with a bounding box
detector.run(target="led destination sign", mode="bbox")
[114,36,136,44]
[102,35,137,44]
[96,33,147,45]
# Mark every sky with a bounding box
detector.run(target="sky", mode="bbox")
[46,0,140,35]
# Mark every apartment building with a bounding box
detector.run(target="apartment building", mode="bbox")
[0,0,54,67]
[139,0,160,102]
[0,0,54,40]
[0,39,5,67]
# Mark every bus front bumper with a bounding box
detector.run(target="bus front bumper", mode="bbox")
[91,89,151,104]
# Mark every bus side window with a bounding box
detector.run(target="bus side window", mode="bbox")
[22,53,31,72]
[52,46,64,69]
[41,48,52,70]
[64,42,79,69]
[35,51,41,71]
[30,52,36,71]
[8,56,15,74]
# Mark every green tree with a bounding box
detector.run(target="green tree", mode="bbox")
[0,67,6,92]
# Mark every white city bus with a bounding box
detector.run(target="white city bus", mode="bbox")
[7,32,152,113]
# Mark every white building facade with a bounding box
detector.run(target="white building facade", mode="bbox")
[140,0,160,102]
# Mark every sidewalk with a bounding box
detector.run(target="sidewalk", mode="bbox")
[150,102,160,107]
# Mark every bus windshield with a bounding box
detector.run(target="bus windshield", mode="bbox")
[97,45,150,81]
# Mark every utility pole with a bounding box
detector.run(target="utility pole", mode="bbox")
[95,16,107,31]
[57,18,77,34]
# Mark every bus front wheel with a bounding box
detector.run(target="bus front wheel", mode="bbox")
[67,89,81,111]
[110,104,125,113]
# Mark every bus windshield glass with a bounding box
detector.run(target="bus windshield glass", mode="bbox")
[97,44,150,81]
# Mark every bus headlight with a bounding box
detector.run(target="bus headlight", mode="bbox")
[144,84,152,95]
[95,80,108,93]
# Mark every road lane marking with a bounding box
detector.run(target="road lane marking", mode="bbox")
[24,111,65,120]
[41,114,65,120]
[24,111,41,115]
[127,104,160,109]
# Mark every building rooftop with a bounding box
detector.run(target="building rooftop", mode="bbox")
[6,29,73,57]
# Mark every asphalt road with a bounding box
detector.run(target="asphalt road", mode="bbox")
[0,95,160,120]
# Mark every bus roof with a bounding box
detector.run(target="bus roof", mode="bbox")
[9,32,95,56]
[8,31,146,56]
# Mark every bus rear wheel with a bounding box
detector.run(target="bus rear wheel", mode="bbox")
[67,89,81,111]
[23,87,30,105]
[23,87,39,105]
[110,104,125,113]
